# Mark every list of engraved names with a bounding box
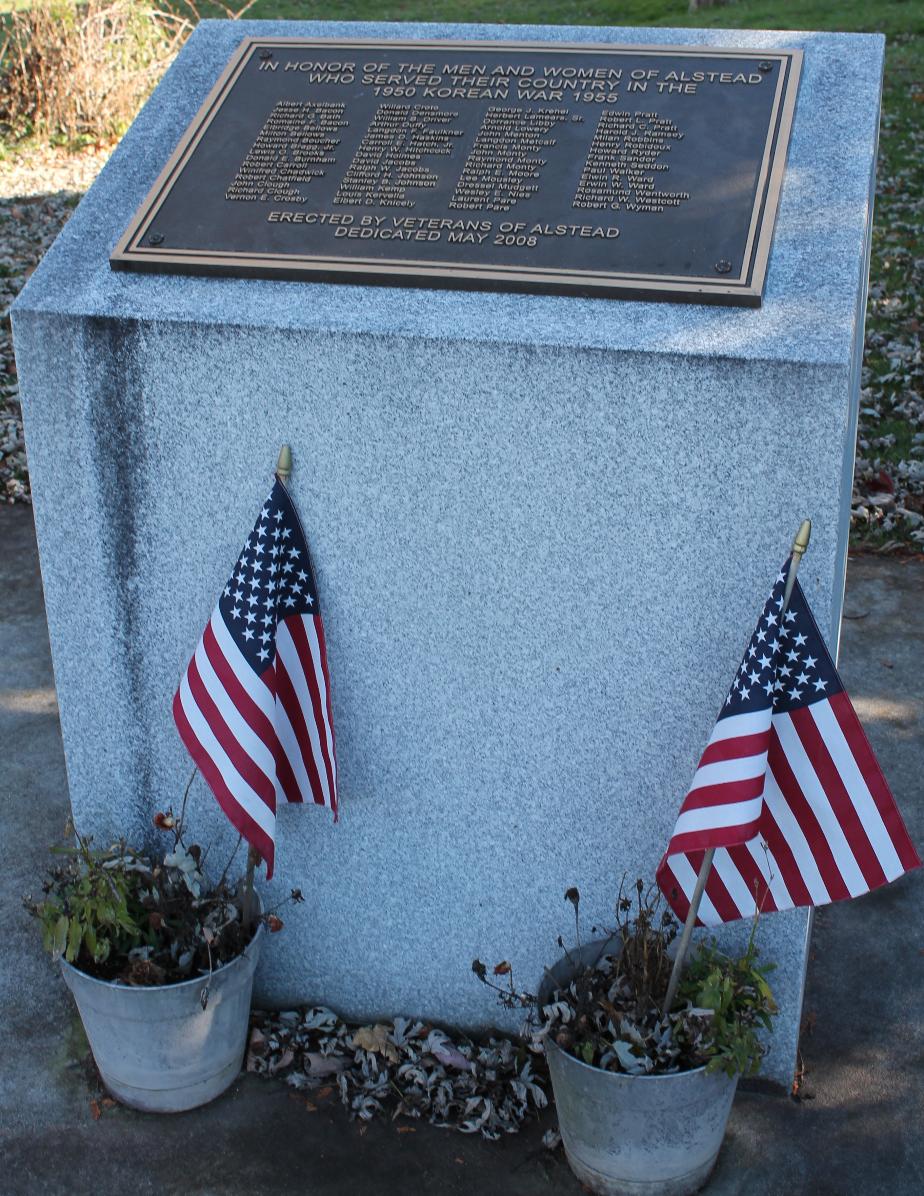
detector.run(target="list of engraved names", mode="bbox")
[222,50,771,245]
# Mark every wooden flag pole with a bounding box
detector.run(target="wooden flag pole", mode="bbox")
[661,519,812,1018]
[242,444,292,934]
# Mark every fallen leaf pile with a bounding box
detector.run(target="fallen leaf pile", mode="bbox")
[851,46,924,552]
[247,1006,548,1139]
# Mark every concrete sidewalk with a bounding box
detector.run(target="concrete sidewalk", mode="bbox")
[1,503,921,1195]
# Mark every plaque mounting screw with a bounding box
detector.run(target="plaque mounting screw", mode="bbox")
[148,232,164,246]
[715,260,732,275]
[259,49,272,60]
[758,61,773,72]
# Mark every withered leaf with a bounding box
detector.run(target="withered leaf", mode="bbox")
[351,1024,401,1064]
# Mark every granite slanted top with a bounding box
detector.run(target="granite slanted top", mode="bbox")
[13,20,884,366]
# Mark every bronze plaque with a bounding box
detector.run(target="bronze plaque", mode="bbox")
[111,38,802,305]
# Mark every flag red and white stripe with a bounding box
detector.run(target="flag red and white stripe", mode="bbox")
[174,477,337,876]
[657,562,919,925]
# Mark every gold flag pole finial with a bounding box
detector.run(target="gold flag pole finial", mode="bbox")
[783,519,812,610]
[792,518,812,559]
[276,444,292,483]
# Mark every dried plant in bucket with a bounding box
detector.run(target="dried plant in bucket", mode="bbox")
[23,772,301,1112]
[473,880,778,1195]
[475,879,777,1078]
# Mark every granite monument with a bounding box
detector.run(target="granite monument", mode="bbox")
[12,20,884,1090]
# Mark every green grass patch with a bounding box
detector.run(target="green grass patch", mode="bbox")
[4,0,922,34]
[173,0,921,37]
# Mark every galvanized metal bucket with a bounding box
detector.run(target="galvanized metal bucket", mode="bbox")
[60,922,264,1113]
[539,941,738,1196]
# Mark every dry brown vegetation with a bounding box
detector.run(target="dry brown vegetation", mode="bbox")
[0,1,255,144]
[0,2,193,142]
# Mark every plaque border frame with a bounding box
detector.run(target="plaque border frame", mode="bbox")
[110,37,803,306]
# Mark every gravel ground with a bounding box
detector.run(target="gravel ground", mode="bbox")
[1,124,921,545]
[851,37,924,552]
[0,143,113,503]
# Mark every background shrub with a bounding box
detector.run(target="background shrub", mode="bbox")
[0,1,195,143]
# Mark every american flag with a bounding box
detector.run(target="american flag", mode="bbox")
[657,558,919,926]
[173,476,337,877]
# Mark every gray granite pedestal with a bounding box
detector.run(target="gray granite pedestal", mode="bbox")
[12,21,884,1090]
